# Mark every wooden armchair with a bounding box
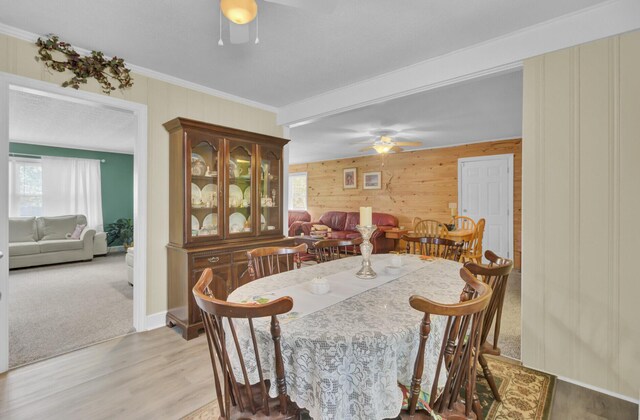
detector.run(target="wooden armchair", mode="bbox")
[402,235,464,262]
[453,215,477,231]
[192,268,300,419]
[400,267,492,419]
[462,218,486,263]
[313,237,362,263]
[463,250,513,402]
[413,219,449,238]
[247,244,308,281]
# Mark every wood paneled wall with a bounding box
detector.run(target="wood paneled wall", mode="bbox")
[522,31,640,399]
[290,139,522,267]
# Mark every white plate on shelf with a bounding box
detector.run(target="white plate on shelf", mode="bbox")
[201,184,217,204]
[191,153,206,176]
[191,183,201,204]
[229,212,247,233]
[261,214,266,230]
[244,186,251,204]
[229,184,243,206]
[203,213,218,229]
[191,215,199,233]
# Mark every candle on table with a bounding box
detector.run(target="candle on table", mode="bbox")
[360,206,373,226]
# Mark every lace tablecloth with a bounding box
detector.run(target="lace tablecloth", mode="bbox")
[227,254,465,420]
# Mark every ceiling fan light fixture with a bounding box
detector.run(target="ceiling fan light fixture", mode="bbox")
[373,144,393,154]
[221,0,258,25]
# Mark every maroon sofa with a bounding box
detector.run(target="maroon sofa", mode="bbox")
[300,211,398,254]
[288,210,311,236]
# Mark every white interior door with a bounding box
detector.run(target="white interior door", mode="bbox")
[458,154,513,262]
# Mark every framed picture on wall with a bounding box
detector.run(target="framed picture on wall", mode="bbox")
[363,171,381,189]
[343,168,357,189]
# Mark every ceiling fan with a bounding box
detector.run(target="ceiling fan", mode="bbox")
[358,132,423,154]
[218,0,338,45]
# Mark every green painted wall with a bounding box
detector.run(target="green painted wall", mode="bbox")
[9,143,134,228]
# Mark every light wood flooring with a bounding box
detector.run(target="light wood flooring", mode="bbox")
[0,327,213,419]
[1,326,637,419]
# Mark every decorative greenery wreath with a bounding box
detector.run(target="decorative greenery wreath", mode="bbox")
[35,34,134,95]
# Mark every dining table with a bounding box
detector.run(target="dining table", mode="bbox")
[445,228,475,243]
[226,253,466,420]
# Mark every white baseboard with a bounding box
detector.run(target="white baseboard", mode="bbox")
[556,375,640,405]
[145,311,167,331]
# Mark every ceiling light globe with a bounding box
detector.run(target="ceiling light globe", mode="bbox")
[373,144,392,154]
[221,0,258,25]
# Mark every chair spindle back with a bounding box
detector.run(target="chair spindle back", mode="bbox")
[314,238,362,263]
[465,250,514,350]
[247,244,308,281]
[453,216,477,232]
[193,268,297,418]
[406,268,492,419]
[413,219,449,238]
[402,235,464,261]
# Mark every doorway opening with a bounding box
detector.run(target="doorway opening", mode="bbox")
[0,74,148,372]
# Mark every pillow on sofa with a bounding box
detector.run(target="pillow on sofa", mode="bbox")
[9,217,37,243]
[37,215,80,241]
[67,224,86,239]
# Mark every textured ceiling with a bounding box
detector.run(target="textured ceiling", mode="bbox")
[0,0,607,107]
[9,89,137,153]
[289,70,523,164]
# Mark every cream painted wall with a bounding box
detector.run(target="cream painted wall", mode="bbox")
[522,31,640,399]
[0,34,283,316]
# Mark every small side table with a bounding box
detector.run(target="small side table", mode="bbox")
[385,228,409,252]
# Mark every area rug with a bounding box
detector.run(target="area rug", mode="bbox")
[181,356,555,419]
[8,253,134,368]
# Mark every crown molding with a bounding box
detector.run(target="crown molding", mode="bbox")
[0,22,278,114]
[278,0,640,127]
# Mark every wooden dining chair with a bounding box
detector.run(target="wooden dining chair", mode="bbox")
[461,218,486,264]
[402,235,464,262]
[314,237,362,263]
[453,215,477,232]
[192,268,300,419]
[401,267,492,419]
[463,250,513,402]
[413,219,449,238]
[247,244,308,281]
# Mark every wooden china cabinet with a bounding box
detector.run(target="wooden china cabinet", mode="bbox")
[164,118,293,340]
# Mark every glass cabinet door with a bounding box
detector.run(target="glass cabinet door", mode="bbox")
[189,138,220,241]
[259,147,281,234]
[228,141,253,235]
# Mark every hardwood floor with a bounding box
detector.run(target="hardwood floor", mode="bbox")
[551,379,638,420]
[0,327,213,419]
[1,326,637,419]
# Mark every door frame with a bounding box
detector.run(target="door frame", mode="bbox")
[0,72,149,373]
[457,153,514,260]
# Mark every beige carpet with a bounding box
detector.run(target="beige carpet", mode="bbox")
[8,253,134,368]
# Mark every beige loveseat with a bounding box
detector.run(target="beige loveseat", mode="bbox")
[9,215,102,269]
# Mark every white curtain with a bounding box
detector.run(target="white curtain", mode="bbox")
[41,156,104,231]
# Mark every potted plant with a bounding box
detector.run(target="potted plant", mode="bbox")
[106,218,134,250]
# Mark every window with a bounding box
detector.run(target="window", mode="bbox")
[9,157,43,217]
[288,172,307,210]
